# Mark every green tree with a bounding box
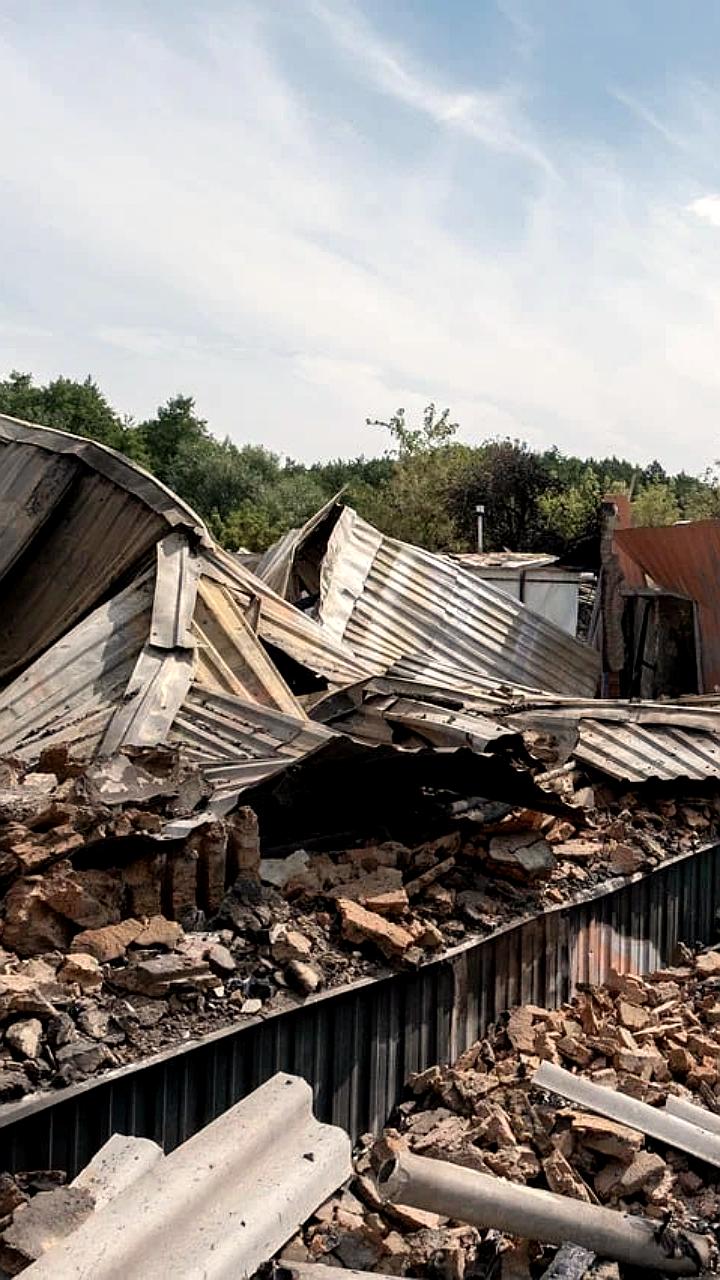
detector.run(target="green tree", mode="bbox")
[538,467,602,553]
[631,482,681,527]
[138,395,210,482]
[0,370,146,459]
[447,440,554,551]
[215,469,329,551]
[368,402,458,458]
[165,436,280,523]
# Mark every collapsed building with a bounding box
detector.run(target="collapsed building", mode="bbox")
[2,418,720,1276]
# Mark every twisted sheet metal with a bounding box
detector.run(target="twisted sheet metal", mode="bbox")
[0,415,209,539]
[0,572,155,759]
[507,698,720,782]
[202,545,374,688]
[3,840,718,1175]
[318,508,600,698]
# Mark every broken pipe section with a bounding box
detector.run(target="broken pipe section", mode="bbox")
[378,1149,711,1275]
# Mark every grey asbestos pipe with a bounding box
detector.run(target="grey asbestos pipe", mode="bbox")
[664,1094,720,1137]
[379,1149,711,1275]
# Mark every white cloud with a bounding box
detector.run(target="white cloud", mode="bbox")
[687,194,720,226]
[308,0,552,172]
[0,4,720,470]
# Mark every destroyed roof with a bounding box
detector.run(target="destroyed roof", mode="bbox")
[0,415,208,685]
[0,419,370,806]
[6,417,716,799]
[507,696,720,783]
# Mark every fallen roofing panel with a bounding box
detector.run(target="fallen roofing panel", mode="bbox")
[0,571,155,759]
[311,679,522,753]
[318,508,600,697]
[201,544,374,688]
[25,1073,352,1280]
[508,698,720,782]
[0,417,213,687]
[0,414,209,538]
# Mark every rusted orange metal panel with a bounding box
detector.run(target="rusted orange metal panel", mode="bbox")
[615,521,720,692]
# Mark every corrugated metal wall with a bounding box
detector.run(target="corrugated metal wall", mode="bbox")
[2,842,719,1175]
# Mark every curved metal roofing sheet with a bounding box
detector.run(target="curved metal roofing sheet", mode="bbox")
[319,508,600,697]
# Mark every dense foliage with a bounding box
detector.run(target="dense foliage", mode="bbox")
[2,370,718,561]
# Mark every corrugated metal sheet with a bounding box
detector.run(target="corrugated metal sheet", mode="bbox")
[508,698,720,782]
[318,509,600,697]
[0,470,165,682]
[101,534,201,754]
[0,442,79,579]
[253,491,344,600]
[201,546,374,688]
[312,684,521,753]
[169,684,335,807]
[576,719,720,782]
[2,839,717,1175]
[193,576,303,716]
[0,415,210,540]
[0,572,154,759]
[615,521,720,692]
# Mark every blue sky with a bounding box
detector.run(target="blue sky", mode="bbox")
[2,1,720,470]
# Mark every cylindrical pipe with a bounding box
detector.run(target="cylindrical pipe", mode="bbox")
[665,1094,720,1136]
[379,1150,711,1275]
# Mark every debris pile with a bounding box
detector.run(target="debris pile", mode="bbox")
[1,739,720,1096]
[280,949,720,1277]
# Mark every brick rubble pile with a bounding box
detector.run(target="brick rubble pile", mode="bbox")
[1,745,719,1098]
[280,950,720,1278]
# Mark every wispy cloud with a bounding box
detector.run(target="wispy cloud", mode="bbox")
[307,0,553,173]
[1,3,720,470]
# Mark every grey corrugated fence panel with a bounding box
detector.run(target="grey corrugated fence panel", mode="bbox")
[2,842,719,1175]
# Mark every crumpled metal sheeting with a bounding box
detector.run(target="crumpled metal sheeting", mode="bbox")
[253,490,345,599]
[312,681,522,754]
[150,531,200,650]
[201,545,375,688]
[0,414,210,540]
[168,685,335,811]
[0,440,79,580]
[318,508,600,697]
[193,574,303,717]
[508,699,720,782]
[100,533,201,754]
[0,571,155,760]
[380,657,538,705]
[0,469,165,684]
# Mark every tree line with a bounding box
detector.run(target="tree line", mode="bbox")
[2,370,717,562]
